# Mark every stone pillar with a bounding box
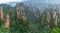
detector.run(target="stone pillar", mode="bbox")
[55,15,58,26]
[35,11,40,18]
[0,7,3,19]
[23,16,26,20]
[41,15,45,25]
[42,15,45,21]
[46,12,51,33]
[5,14,10,28]
[16,6,22,18]
[46,12,51,28]
[46,12,51,23]
[53,12,56,18]
[53,11,58,26]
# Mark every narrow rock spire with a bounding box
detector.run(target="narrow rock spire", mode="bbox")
[0,6,3,19]
[5,14,10,28]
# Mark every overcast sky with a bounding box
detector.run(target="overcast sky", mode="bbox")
[0,0,28,4]
[46,0,60,4]
[0,0,60,4]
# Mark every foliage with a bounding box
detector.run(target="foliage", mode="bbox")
[51,28,60,33]
[0,20,8,33]
[10,18,30,33]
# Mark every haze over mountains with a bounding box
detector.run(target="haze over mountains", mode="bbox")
[3,0,60,10]
[0,0,60,11]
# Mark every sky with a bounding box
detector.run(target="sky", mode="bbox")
[46,0,60,4]
[0,0,60,4]
[0,0,28,4]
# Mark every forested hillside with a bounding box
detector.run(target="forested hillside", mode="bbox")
[0,2,60,33]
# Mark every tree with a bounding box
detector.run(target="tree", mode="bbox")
[10,17,30,33]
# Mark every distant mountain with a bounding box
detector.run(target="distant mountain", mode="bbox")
[3,0,54,9]
[5,0,48,9]
[6,2,21,7]
[2,0,60,11]
[23,0,50,11]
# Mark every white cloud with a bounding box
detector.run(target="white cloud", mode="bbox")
[0,0,23,3]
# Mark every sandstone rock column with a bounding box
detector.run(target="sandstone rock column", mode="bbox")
[5,14,10,28]
[0,7,3,19]
[46,12,51,28]
[53,12,56,18]
[16,6,22,18]
[23,16,26,20]
[55,15,58,26]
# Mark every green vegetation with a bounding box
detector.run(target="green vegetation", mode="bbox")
[51,28,60,33]
[0,3,60,33]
